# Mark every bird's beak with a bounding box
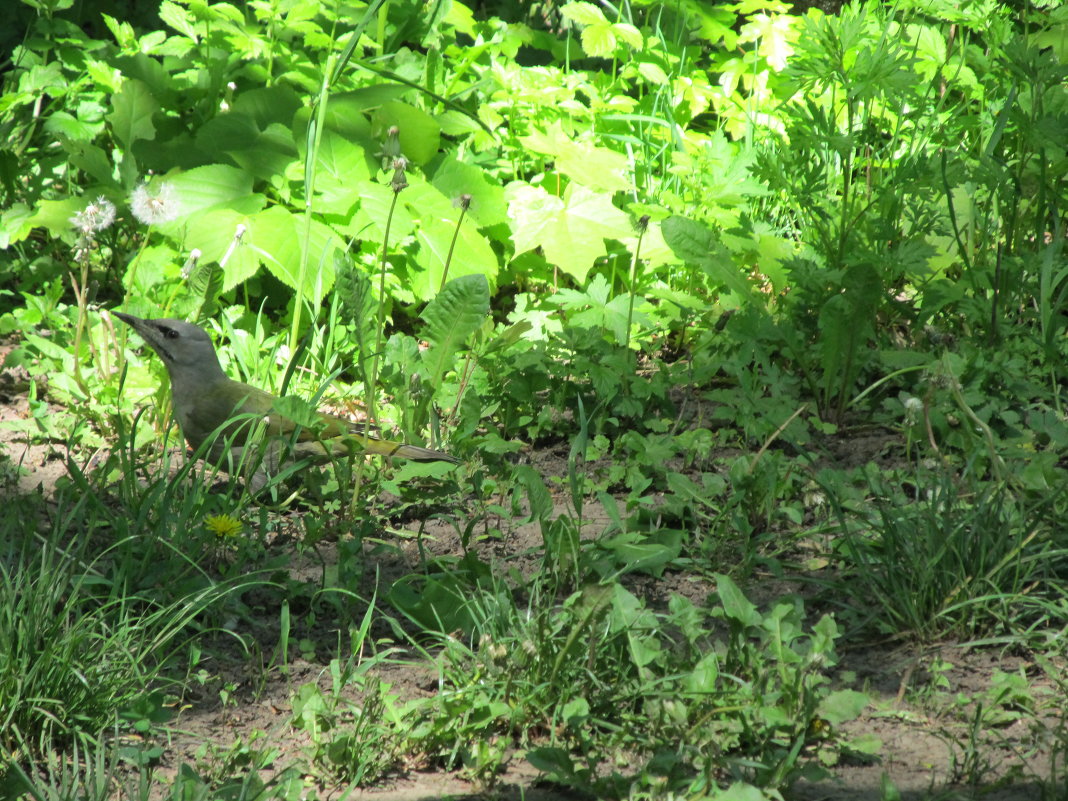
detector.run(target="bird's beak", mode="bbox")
[112,310,141,328]
[112,310,159,354]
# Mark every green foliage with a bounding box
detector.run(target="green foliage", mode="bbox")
[827,466,1068,642]
[0,486,248,765]
[3,0,1068,797]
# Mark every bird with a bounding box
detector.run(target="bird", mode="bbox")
[111,311,459,490]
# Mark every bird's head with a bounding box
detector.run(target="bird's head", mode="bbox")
[112,311,224,375]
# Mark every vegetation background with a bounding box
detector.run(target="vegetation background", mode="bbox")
[1,0,1066,798]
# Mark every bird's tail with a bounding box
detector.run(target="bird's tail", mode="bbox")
[362,437,461,463]
[311,434,460,464]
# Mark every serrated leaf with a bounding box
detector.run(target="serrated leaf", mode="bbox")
[662,214,713,261]
[234,85,303,130]
[560,1,606,26]
[158,0,198,40]
[419,274,489,385]
[311,128,371,215]
[506,182,631,284]
[108,79,157,149]
[26,198,85,236]
[662,215,752,298]
[343,179,414,246]
[163,164,255,217]
[581,25,616,58]
[514,464,553,522]
[612,23,643,50]
[63,141,116,186]
[637,60,668,84]
[520,124,631,192]
[333,251,377,361]
[248,206,341,304]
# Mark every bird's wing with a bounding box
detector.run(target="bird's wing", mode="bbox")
[253,390,459,464]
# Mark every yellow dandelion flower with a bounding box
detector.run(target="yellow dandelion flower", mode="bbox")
[205,514,242,539]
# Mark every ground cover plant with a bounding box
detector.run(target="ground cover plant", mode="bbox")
[1,0,1067,798]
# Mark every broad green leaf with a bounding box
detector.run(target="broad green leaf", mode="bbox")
[108,79,157,149]
[817,690,870,725]
[612,23,643,50]
[339,179,413,246]
[323,86,409,120]
[310,128,372,215]
[183,206,264,291]
[637,60,669,84]
[419,274,490,385]
[62,141,117,186]
[412,214,498,301]
[557,141,630,193]
[124,244,177,294]
[158,0,198,40]
[372,100,441,165]
[662,215,753,299]
[521,124,632,191]
[430,158,508,228]
[661,214,718,261]
[436,110,484,137]
[506,182,631,284]
[195,114,264,158]
[233,85,302,130]
[43,112,99,142]
[248,206,342,304]
[685,652,720,693]
[581,24,616,58]
[25,198,85,236]
[481,321,533,356]
[561,697,589,723]
[397,180,499,298]
[560,1,606,26]
[162,164,255,218]
[226,123,298,182]
[714,573,762,628]
[514,464,553,522]
[0,203,33,248]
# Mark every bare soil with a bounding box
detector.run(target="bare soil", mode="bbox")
[1,344,1064,800]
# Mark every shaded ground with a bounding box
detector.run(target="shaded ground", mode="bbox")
[1,345,1064,800]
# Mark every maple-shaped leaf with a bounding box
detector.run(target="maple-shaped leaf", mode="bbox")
[506,182,632,283]
[552,273,644,345]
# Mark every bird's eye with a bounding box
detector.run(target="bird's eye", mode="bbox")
[164,328,179,339]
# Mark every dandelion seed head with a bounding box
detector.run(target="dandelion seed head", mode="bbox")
[70,196,117,234]
[130,181,180,225]
[903,395,923,425]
